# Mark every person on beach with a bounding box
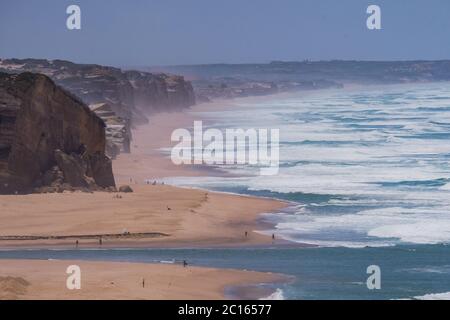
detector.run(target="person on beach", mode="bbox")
[99,237,103,245]
[245,231,248,238]
[142,278,145,288]
[75,240,79,248]
[183,260,188,268]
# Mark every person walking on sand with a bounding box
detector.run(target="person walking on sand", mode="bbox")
[75,240,79,248]
[99,237,103,246]
[183,260,188,268]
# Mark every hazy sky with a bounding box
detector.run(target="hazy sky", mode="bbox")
[1,0,450,67]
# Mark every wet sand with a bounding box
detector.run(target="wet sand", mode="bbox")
[0,259,284,300]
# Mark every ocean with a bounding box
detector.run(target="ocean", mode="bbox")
[2,82,450,299]
[163,82,450,299]
[166,82,450,249]
[0,246,449,299]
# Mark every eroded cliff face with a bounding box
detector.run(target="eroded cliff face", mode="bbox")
[0,59,196,157]
[0,59,196,117]
[89,103,131,159]
[0,72,115,194]
[125,70,195,112]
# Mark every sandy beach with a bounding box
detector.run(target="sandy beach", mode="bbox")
[0,101,290,299]
[0,100,288,248]
[112,100,236,183]
[0,259,283,300]
[0,184,285,248]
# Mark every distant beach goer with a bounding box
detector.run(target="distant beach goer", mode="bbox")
[75,240,79,248]
[142,278,145,288]
[183,260,188,268]
[99,237,103,245]
[272,233,275,241]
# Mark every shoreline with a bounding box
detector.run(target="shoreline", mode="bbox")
[0,184,289,249]
[0,259,287,300]
[0,96,295,299]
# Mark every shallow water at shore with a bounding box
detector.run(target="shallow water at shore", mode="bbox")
[1,245,450,300]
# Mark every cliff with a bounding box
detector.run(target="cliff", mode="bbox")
[0,72,115,194]
[89,102,131,159]
[0,58,196,156]
[0,58,195,118]
[125,70,195,112]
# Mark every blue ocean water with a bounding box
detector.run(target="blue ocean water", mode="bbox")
[0,245,449,299]
[161,82,450,298]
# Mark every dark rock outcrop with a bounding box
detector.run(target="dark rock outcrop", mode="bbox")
[90,103,131,158]
[0,72,116,194]
[118,185,133,193]
[54,150,91,188]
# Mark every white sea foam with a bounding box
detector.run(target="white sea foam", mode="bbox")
[414,292,450,300]
[166,83,450,248]
[441,183,450,190]
[259,288,285,300]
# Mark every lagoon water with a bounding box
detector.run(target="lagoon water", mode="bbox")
[2,83,450,299]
